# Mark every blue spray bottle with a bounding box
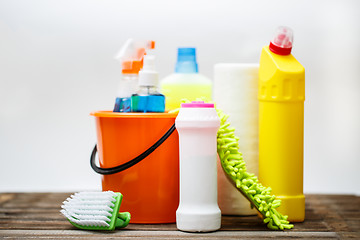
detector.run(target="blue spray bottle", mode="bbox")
[113,39,155,112]
[131,55,165,113]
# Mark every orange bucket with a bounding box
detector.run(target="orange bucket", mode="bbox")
[90,111,179,223]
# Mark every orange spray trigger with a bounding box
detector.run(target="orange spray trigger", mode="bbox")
[115,39,156,74]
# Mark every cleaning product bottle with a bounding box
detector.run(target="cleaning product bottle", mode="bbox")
[160,48,212,111]
[258,26,305,222]
[175,101,221,232]
[113,39,155,112]
[131,55,165,113]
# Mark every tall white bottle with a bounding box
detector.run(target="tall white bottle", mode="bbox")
[175,101,221,232]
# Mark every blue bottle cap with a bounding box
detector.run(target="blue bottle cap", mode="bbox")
[175,48,198,73]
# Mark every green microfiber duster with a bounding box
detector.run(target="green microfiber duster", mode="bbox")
[216,107,293,230]
[171,100,294,230]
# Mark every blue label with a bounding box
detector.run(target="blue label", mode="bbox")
[131,94,165,113]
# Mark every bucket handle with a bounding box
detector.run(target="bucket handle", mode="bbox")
[90,123,176,175]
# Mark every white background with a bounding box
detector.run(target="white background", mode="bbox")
[0,0,359,194]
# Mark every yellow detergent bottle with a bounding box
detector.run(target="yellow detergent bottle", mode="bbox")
[160,48,212,111]
[258,26,305,222]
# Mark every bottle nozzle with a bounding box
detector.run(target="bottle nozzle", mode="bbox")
[115,39,155,74]
[269,26,293,55]
[142,55,156,71]
[138,55,158,86]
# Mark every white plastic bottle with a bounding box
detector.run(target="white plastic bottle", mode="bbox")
[160,48,213,111]
[175,101,221,232]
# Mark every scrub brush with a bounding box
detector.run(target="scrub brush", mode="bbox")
[170,99,294,230]
[60,191,131,230]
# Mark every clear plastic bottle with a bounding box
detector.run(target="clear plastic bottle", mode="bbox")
[131,55,165,113]
[113,73,138,112]
[160,48,212,111]
[258,26,305,222]
[175,101,221,232]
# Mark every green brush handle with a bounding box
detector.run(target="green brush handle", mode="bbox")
[115,212,131,228]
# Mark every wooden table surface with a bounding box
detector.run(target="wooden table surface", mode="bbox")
[0,193,359,239]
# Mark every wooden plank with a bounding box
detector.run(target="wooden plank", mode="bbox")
[0,193,69,209]
[0,213,330,232]
[0,193,15,205]
[0,193,358,238]
[0,230,341,239]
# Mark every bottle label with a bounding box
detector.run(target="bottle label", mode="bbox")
[131,95,165,113]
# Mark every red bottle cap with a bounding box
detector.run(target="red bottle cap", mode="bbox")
[269,26,293,55]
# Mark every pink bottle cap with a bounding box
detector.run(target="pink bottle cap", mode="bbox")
[181,101,214,108]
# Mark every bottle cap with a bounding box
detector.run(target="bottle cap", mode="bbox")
[138,55,159,86]
[269,26,293,55]
[181,101,214,108]
[175,48,199,73]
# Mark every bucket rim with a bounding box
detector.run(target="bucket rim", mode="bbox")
[90,110,178,118]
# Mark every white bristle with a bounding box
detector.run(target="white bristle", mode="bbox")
[63,200,115,208]
[71,195,116,202]
[74,191,117,198]
[60,191,118,227]
[61,210,110,227]
[62,204,113,212]
[65,208,112,217]
[64,210,111,222]
[63,200,115,207]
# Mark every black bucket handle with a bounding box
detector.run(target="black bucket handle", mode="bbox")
[90,123,176,175]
